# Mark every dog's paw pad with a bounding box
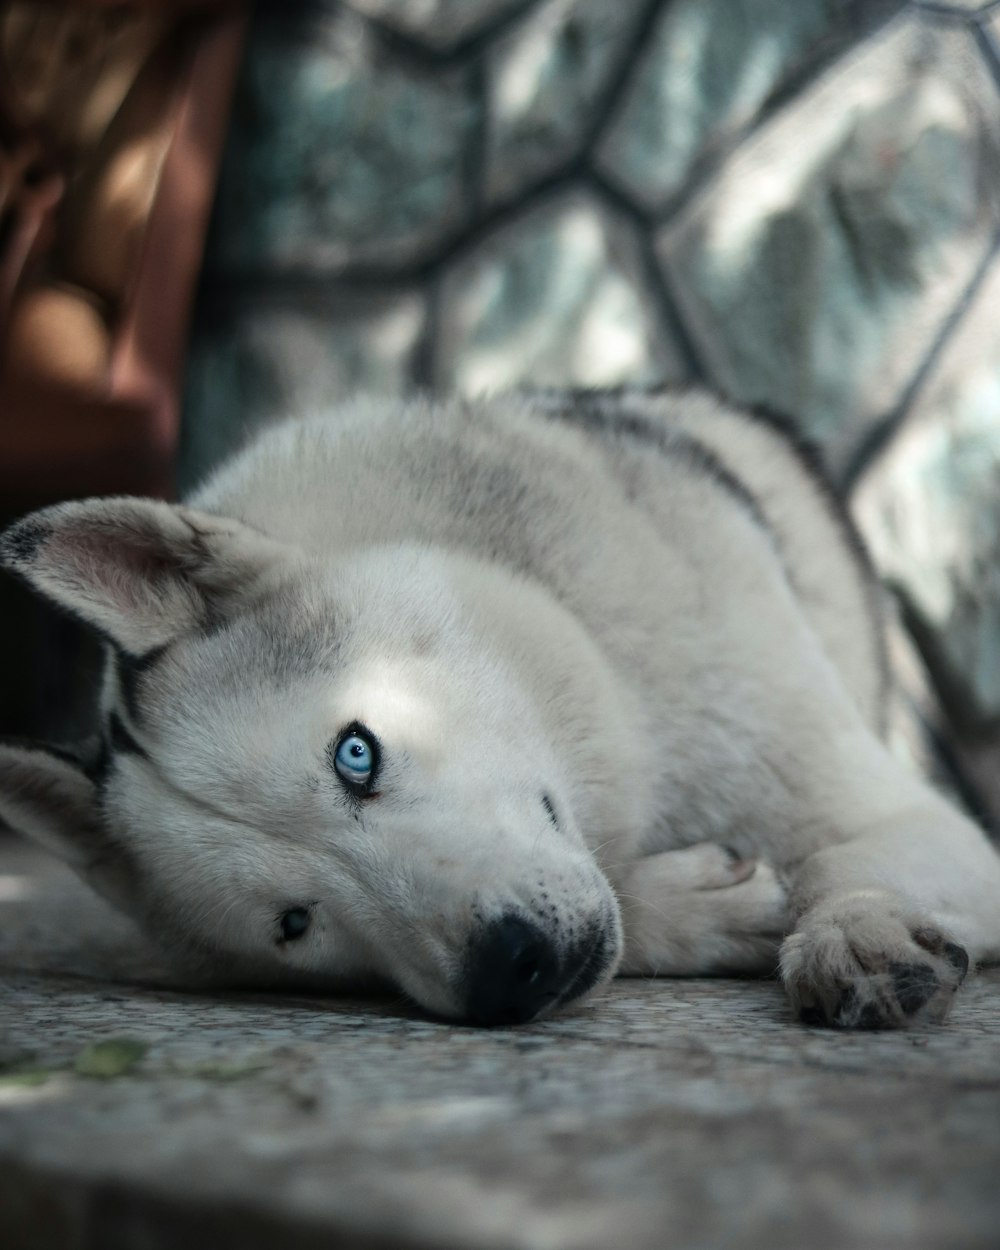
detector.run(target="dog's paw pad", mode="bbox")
[832,985,886,1030]
[888,961,940,1016]
[943,941,971,979]
[782,896,968,1031]
[912,928,971,981]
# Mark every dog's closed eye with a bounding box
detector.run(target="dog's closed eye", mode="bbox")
[278,907,311,942]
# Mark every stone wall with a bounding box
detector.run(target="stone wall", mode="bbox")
[183,0,1000,823]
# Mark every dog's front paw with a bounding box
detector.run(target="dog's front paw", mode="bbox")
[781,890,970,1029]
[612,842,788,976]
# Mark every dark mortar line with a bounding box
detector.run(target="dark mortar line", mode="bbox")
[644,148,743,236]
[913,0,1000,19]
[251,0,542,74]
[198,160,714,386]
[357,0,671,216]
[193,276,419,313]
[642,0,908,234]
[462,54,489,222]
[840,232,1000,493]
[892,583,1000,742]
[587,164,655,229]
[421,151,585,268]
[340,0,544,71]
[459,0,670,235]
[461,0,671,228]
[201,159,593,297]
[917,701,1000,842]
[201,0,906,310]
[972,13,1000,95]
[575,0,671,158]
[204,0,672,296]
[585,167,710,383]
[410,275,442,392]
[749,0,906,121]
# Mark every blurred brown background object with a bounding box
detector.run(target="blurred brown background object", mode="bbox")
[0,0,246,739]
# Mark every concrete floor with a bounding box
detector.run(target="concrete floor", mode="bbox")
[1,836,998,1250]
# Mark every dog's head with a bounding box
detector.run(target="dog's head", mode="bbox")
[0,499,623,1023]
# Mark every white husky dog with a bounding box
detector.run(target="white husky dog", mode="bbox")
[1,388,998,1027]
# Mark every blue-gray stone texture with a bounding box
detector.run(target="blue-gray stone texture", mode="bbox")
[183,0,1000,813]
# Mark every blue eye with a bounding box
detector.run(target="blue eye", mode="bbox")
[331,728,378,793]
[279,907,310,942]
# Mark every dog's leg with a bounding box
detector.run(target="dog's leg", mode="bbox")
[780,731,1000,1029]
[688,571,1000,1028]
[608,843,788,975]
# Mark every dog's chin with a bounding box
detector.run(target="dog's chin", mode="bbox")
[560,931,621,1008]
[185,954,391,1001]
[405,965,619,1027]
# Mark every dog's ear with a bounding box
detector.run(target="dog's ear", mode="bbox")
[0,741,99,866]
[0,499,289,653]
[0,741,134,907]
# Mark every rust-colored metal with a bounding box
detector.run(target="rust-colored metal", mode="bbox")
[0,0,247,507]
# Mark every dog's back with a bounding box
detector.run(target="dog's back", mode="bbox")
[193,386,886,736]
[534,388,887,733]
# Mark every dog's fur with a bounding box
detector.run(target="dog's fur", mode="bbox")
[1,388,998,1026]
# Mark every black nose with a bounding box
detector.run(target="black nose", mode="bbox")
[463,915,562,1025]
[461,913,616,1026]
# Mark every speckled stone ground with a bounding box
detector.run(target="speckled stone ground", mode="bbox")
[1,835,999,1250]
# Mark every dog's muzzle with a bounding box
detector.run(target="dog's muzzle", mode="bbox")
[460,913,613,1025]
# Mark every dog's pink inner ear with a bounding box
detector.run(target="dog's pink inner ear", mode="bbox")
[1,500,205,652]
[58,516,203,644]
[0,499,284,655]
